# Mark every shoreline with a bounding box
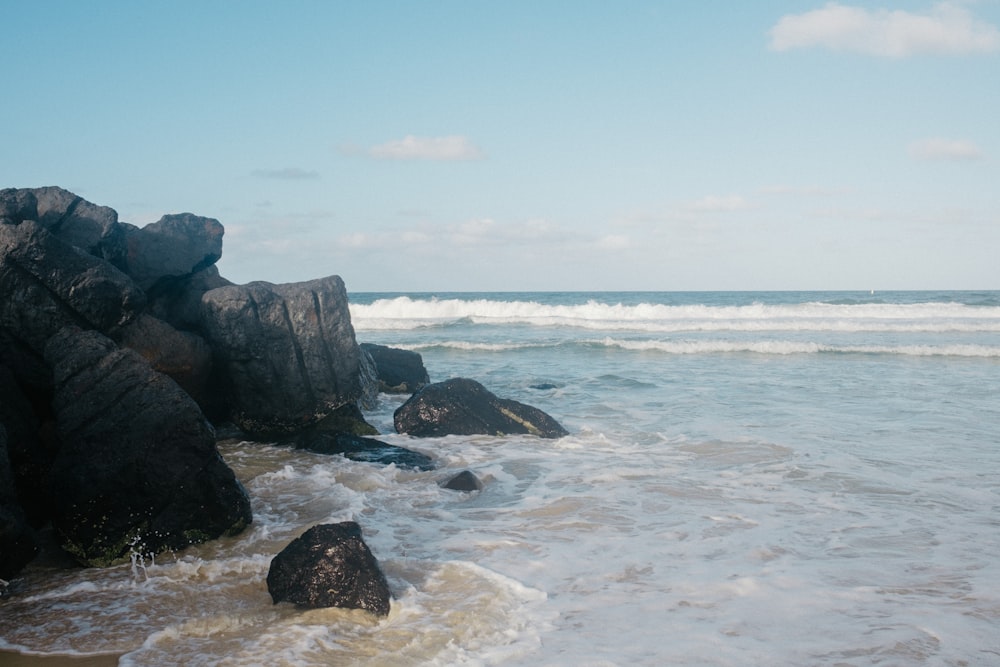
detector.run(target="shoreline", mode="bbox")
[0,651,122,667]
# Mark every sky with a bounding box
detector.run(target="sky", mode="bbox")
[3,1,999,292]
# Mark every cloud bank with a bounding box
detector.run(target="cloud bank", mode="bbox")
[769,2,1000,57]
[909,138,984,161]
[369,135,485,161]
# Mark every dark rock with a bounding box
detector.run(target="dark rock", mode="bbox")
[357,345,380,411]
[267,522,391,615]
[394,378,569,439]
[0,365,52,526]
[0,186,125,266]
[0,425,38,579]
[44,327,251,567]
[200,276,365,437]
[293,430,435,471]
[114,314,215,412]
[121,213,224,293]
[146,264,232,332]
[441,470,483,492]
[359,343,430,394]
[309,404,379,438]
[0,219,145,357]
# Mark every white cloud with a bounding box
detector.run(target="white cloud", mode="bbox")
[909,137,984,161]
[768,2,1000,57]
[369,135,485,161]
[252,167,320,180]
[686,194,753,212]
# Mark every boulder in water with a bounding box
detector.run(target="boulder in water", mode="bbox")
[359,343,429,394]
[267,522,391,615]
[394,377,568,439]
[441,470,483,492]
[292,430,435,471]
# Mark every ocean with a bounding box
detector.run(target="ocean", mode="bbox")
[2,291,999,666]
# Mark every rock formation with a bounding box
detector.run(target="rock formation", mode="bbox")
[266,522,392,616]
[44,327,251,567]
[200,276,367,437]
[359,343,429,394]
[394,377,568,439]
[0,425,37,579]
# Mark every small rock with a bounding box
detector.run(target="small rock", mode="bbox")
[441,470,483,492]
[267,522,391,615]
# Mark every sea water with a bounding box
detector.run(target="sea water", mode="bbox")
[2,291,999,666]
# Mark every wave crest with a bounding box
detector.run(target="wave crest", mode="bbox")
[350,296,1000,333]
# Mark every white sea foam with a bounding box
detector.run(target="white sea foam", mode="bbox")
[350,296,1000,333]
[594,338,1000,357]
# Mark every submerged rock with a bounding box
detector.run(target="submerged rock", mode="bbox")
[267,522,391,616]
[441,470,483,492]
[44,327,252,567]
[394,377,568,439]
[293,430,435,471]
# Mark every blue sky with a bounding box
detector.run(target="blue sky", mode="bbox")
[4,1,998,291]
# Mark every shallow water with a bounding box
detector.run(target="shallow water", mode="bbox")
[2,291,999,665]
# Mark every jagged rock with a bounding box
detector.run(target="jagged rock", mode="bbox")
[0,186,125,266]
[0,219,145,358]
[121,213,224,293]
[292,430,435,471]
[114,314,215,413]
[394,378,569,439]
[441,470,483,492]
[44,327,251,567]
[0,425,38,579]
[200,276,366,437]
[267,522,391,615]
[359,343,429,394]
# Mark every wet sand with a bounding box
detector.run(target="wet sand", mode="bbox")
[0,651,121,666]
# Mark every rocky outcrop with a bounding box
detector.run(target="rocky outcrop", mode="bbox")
[0,425,38,580]
[44,327,251,567]
[1,186,125,266]
[359,343,429,394]
[394,378,568,439]
[0,365,51,527]
[267,522,391,615]
[200,277,367,437]
[0,219,145,357]
[114,313,215,412]
[120,213,224,293]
